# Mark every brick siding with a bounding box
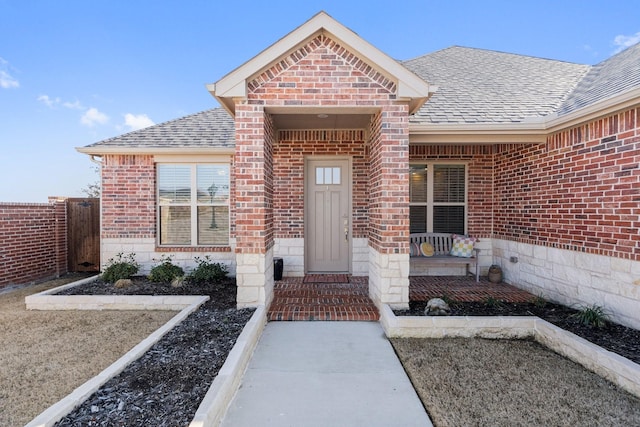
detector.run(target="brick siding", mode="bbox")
[494,107,640,261]
[241,33,409,256]
[0,200,67,288]
[274,129,368,239]
[409,145,494,238]
[101,154,156,239]
[411,106,639,262]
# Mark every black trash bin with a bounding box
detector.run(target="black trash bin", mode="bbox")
[273,257,283,281]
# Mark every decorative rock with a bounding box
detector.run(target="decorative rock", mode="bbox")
[114,278,133,288]
[171,276,185,288]
[425,298,451,316]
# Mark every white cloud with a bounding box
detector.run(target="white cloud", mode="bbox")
[613,31,640,53]
[0,57,19,89]
[38,95,84,110]
[62,100,84,110]
[37,94,60,108]
[81,107,109,126]
[124,113,154,131]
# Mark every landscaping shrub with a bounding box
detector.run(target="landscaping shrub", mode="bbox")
[572,304,609,328]
[187,256,228,284]
[148,255,185,283]
[101,253,140,283]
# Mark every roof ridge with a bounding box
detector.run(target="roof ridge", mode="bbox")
[403,45,587,65]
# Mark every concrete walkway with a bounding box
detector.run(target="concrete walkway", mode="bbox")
[220,321,432,427]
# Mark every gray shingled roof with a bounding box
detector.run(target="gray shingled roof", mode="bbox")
[557,42,640,116]
[82,108,234,149]
[403,46,590,124]
[83,43,640,151]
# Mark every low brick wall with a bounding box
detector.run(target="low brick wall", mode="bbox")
[0,199,67,288]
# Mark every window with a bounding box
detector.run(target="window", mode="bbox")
[157,164,230,246]
[410,163,466,234]
[315,167,341,185]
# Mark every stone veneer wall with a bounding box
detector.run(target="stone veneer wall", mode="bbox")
[493,106,640,328]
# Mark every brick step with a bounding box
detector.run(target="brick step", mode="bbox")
[273,296,373,307]
[268,306,379,321]
[268,276,378,321]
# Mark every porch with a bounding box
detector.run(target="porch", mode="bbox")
[267,275,535,321]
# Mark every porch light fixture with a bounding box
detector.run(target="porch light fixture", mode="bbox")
[317,113,329,119]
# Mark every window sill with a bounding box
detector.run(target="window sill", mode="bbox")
[156,246,232,253]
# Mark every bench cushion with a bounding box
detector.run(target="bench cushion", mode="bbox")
[449,234,477,258]
[409,242,421,257]
[420,242,434,257]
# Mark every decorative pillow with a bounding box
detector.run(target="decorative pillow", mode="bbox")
[420,242,435,257]
[409,242,421,257]
[449,234,477,258]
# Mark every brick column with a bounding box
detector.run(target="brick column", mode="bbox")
[368,105,410,309]
[234,104,275,307]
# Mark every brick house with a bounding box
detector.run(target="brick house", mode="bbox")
[78,12,640,328]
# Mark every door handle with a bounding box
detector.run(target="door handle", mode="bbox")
[343,218,349,241]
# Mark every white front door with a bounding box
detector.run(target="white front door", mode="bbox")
[305,159,350,273]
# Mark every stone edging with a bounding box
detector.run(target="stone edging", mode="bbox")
[189,306,267,427]
[25,275,206,311]
[25,295,210,427]
[379,304,640,398]
[23,274,268,427]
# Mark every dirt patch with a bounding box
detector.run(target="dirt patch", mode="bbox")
[391,338,640,427]
[0,274,177,427]
[395,300,640,364]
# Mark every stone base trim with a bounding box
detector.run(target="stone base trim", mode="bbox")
[236,250,274,308]
[380,305,640,399]
[492,238,640,330]
[368,247,409,309]
[101,238,237,276]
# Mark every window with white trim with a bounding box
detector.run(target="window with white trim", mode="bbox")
[157,164,230,246]
[409,163,466,234]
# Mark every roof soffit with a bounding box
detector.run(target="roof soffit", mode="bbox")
[209,11,433,113]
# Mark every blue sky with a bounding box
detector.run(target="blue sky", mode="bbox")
[1,0,639,202]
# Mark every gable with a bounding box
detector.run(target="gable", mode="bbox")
[246,34,396,103]
[208,11,433,115]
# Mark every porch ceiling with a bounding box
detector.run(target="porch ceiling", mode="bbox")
[271,113,371,130]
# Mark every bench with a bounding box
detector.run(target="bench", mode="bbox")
[410,232,480,282]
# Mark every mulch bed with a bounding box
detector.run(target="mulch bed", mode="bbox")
[55,278,254,427]
[395,300,640,365]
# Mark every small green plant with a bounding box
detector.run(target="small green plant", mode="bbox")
[148,255,185,283]
[102,253,140,283]
[187,256,229,284]
[572,304,608,328]
[483,296,505,308]
[532,293,548,308]
[439,294,455,307]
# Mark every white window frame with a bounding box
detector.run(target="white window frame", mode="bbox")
[409,162,468,234]
[156,162,230,247]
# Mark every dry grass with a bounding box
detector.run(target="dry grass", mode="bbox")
[0,276,177,426]
[391,338,640,427]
